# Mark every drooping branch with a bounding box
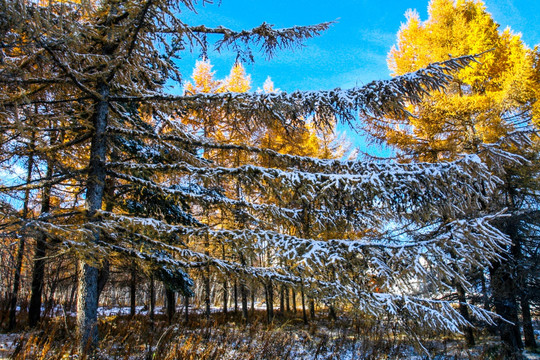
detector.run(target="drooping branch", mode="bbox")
[109,53,482,128]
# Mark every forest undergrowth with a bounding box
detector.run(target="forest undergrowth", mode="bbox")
[2,309,529,360]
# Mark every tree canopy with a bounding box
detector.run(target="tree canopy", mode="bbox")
[380,0,539,161]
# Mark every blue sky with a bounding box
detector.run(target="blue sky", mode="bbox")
[174,0,540,153]
[176,0,539,91]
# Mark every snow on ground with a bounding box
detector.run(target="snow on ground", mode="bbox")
[0,333,20,360]
[96,304,266,317]
[524,350,540,360]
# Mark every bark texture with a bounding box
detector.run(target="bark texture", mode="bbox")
[77,82,109,352]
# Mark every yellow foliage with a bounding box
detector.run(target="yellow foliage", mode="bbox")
[183,60,346,161]
[223,63,251,93]
[383,0,539,161]
[184,59,222,94]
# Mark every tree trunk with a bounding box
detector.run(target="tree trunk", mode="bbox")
[250,285,255,315]
[221,244,228,314]
[77,81,110,352]
[8,142,34,331]
[239,255,249,322]
[77,263,99,352]
[222,280,228,314]
[149,276,155,322]
[130,266,136,317]
[309,298,315,320]
[329,305,337,321]
[456,284,475,347]
[521,292,536,348]
[265,282,273,323]
[264,283,268,318]
[204,261,211,319]
[97,260,109,303]
[490,262,523,356]
[28,158,52,327]
[486,206,526,357]
[285,285,290,312]
[166,289,175,324]
[28,231,47,328]
[184,295,189,324]
[490,187,528,356]
[234,280,238,313]
[292,288,297,314]
[280,284,285,314]
[508,206,536,349]
[267,280,274,321]
[241,282,249,322]
[96,177,114,304]
[301,283,308,325]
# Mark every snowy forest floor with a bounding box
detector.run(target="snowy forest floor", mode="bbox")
[1,309,539,359]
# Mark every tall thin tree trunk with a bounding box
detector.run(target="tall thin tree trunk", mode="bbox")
[234,280,238,313]
[204,258,211,319]
[222,281,228,314]
[250,284,255,315]
[328,268,337,321]
[268,280,274,321]
[456,284,475,347]
[130,266,136,317]
[239,254,249,322]
[309,298,315,320]
[166,289,175,324]
[521,292,536,348]
[241,282,249,322]
[28,232,47,328]
[46,264,61,315]
[222,245,228,314]
[280,284,285,314]
[28,157,52,327]
[184,295,189,324]
[264,282,273,323]
[149,276,155,322]
[292,288,297,314]
[77,81,109,352]
[300,283,308,325]
[285,285,290,312]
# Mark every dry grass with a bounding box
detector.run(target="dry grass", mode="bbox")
[3,310,527,359]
